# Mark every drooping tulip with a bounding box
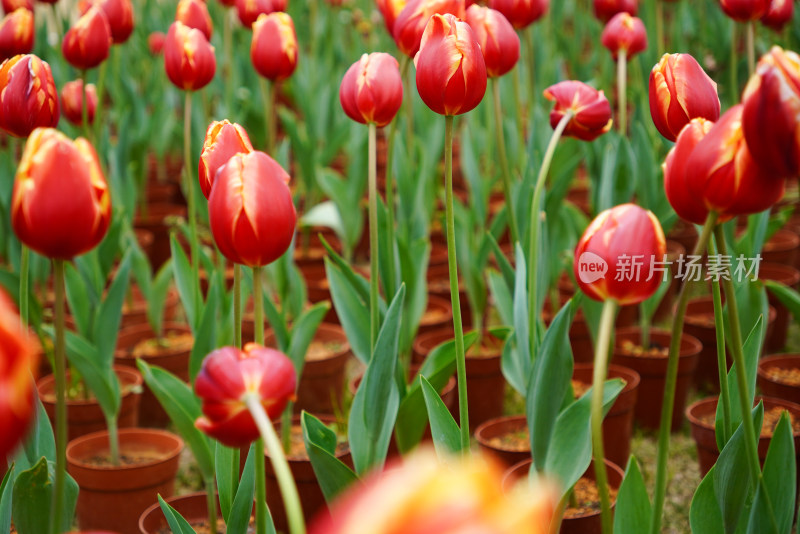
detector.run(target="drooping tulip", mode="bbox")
[648,53,721,141]
[0,54,59,137]
[235,0,286,28]
[574,203,666,306]
[742,47,800,177]
[195,344,296,447]
[487,0,548,29]
[601,12,647,60]
[663,118,715,225]
[198,120,254,199]
[175,0,213,40]
[164,21,216,91]
[593,0,638,22]
[415,13,486,116]
[543,81,613,141]
[96,0,133,43]
[376,0,407,34]
[393,0,465,58]
[250,12,298,82]
[0,8,32,59]
[761,0,793,30]
[61,80,97,126]
[339,52,404,127]
[148,31,165,55]
[719,0,769,21]
[61,5,112,70]
[11,128,111,259]
[465,5,520,78]
[208,151,296,267]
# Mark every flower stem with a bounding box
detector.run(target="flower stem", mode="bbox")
[223,8,234,116]
[254,436,267,534]
[512,63,525,144]
[184,91,199,317]
[367,123,380,352]
[245,394,306,534]
[523,28,536,133]
[746,21,756,77]
[384,119,398,299]
[81,70,92,145]
[50,259,67,534]
[528,111,573,357]
[234,264,242,348]
[259,78,276,153]
[107,415,119,466]
[656,0,665,56]
[93,57,108,145]
[19,245,29,328]
[730,21,739,102]
[205,477,218,533]
[492,78,519,244]
[617,50,627,136]
[591,299,618,534]
[709,236,731,444]
[649,211,718,534]
[253,266,264,345]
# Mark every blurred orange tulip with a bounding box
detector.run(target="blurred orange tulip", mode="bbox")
[176,0,213,40]
[593,0,637,22]
[719,0,769,21]
[250,12,298,82]
[62,5,111,70]
[393,0,465,57]
[761,0,793,30]
[0,54,59,137]
[164,21,216,91]
[465,5,520,78]
[61,80,97,126]
[0,8,32,60]
[487,0,548,29]
[235,0,286,28]
[198,119,254,199]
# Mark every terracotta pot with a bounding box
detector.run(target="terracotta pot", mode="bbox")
[762,229,800,267]
[612,327,701,431]
[114,323,192,428]
[138,492,240,534]
[38,366,142,441]
[572,363,640,468]
[412,328,505,429]
[426,264,469,328]
[759,263,800,352]
[653,240,687,321]
[758,354,800,406]
[667,219,698,256]
[199,265,235,296]
[264,323,351,416]
[297,262,337,324]
[417,295,454,337]
[120,286,180,331]
[133,203,187,270]
[67,428,184,534]
[502,459,624,534]
[294,227,342,269]
[686,395,800,477]
[475,415,530,469]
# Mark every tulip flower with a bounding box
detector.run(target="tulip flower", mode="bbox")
[393,0,465,58]
[761,0,793,30]
[164,21,216,92]
[148,31,165,55]
[543,81,612,141]
[198,120,254,199]
[601,12,646,60]
[251,12,297,82]
[0,8,32,60]
[648,53,720,142]
[0,54,59,138]
[61,80,97,126]
[310,448,557,534]
[742,47,800,178]
[96,0,133,44]
[1,0,31,12]
[62,5,111,70]
[376,0,407,34]
[176,0,213,40]
[720,0,769,21]
[235,0,286,28]
[663,118,715,226]
[487,0,548,29]
[593,0,638,22]
[339,52,404,127]
[465,5,520,78]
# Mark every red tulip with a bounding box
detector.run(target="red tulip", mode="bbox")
[663,118,715,225]
[250,12,298,82]
[742,47,800,178]
[600,12,646,60]
[176,0,213,40]
[235,0,286,28]
[11,128,111,259]
[761,0,793,30]
[415,13,486,116]
[720,0,769,21]
[195,344,296,447]
[465,5,519,78]
[648,53,720,142]
[0,8,32,60]
[543,81,612,141]
[340,52,404,127]
[393,0,465,58]
[62,5,111,70]
[164,21,216,91]
[96,0,133,43]
[209,151,296,267]
[2,0,32,13]
[148,31,165,55]
[487,0,548,29]
[593,0,638,22]
[198,119,254,199]
[0,54,59,138]
[217,0,235,6]
[574,204,666,306]
[376,0,407,34]
[61,80,97,126]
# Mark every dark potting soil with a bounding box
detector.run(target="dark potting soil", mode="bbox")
[564,477,619,518]
[83,448,166,467]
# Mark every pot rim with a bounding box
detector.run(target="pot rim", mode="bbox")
[66,428,184,471]
[37,365,142,407]
[686,395,800,437]
[614,326,702,359]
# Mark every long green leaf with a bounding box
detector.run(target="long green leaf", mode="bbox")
[690,467,726,534]
[158,495,197,534]
[302,412,359,503]
[215,442,235,525]
[188,273,219,384]
[613,456,652,534]
[12,458,78,534]
[228,444,259,534]
[93,251,132,366]
[170,233,198,330]
[287,302,330,378]
[747,412,795,534]
[0,464,13,534]
[325,258,370,363]
[420,376,462,458]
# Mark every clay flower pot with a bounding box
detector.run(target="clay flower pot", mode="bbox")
[759,263,800,352]
[133,203,187,270]
[762,228,800,267]
[475,415,530,469]
[38,365,142,441]
[67,428,184,534]
[667,218,698,257]
[296,262,339,324]
[653,240,686,321]
[417,295,455,337]
[119,286,180,331]
[426,262,470,327]
[758,354,800,406]
[138,492,246,534]
[612,327,702,431]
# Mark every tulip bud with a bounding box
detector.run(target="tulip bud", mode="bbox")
[339,53,403,127]
[176,0,213,40]
[250,12,298,82]
[164,21,216,91]
[12,128,111,259]
[574,204,666,306]
[61,80,97,126]
[209,151,296,267]
[465,5,520,78]
[600,12,646,60]
[648,53,720,142]
[235,0,286,28]
[148,31,165,55]
[543,80,612,141]
[376,0,407,34]
[393,0,465,58]
[761,0,793,30]
[415,13,486,116]
[2,0,32,13]
[663,118,715,225]
[97,0,133,44]
[195,344,296,447]
[0,8,32,60]
[487,0,548,29]
[62,5,112,70]
[742,47,800,177]
[720,0,769,21]
[0,288,38,463]
[198,120,254,199]
[593,0,638,22]
[0,54,59,138]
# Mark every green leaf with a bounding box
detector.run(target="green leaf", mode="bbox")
[157,494,197,534]
[228,444,258,534]
[420,376,462,458]
[0,464,13,534]
[302,412,359,503]
[64,261,92,339]
[215,442,235,525]
[613,456,652,534]
[15,401,55,473]
[171,233,198,330]
[149,259,174,338]
[690,466,726,534]
[325,258,371,363]
[488,269,513,327]
[12,458,78,534]
[93,251,132,366]
[262,293,290,352]
[764,280,800,324]
[287,303,330,379]
[188,274,219,384]
[502,244,530,395]
[723,317,764,431]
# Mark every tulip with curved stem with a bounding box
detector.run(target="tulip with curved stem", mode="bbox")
[50,259,67,534]
[492,78,519,243]
[260,78,275,152]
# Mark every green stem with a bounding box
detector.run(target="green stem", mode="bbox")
[205,477,218,533]
[528,110,573,357]
[709,236,731,444]
[309,0,317,59]
[368,123,380,352]
[617,49,627,136]
[259,78,276,153]
[245,394,306,534]
[512,63,525,145]
[591,299,618,534]
[649,211,718,534]
[223,8,234,116]
[184,91,199,317]
[730,21,739,102]
[656,0,664,56]
[384,121,398,299]
[746,21,755,77]
[80,70,91,144]
[444,115,470,450]
[107,415,119,466]
[523,28,536,135]
[492,78,519,244]
[254,437,267,534]
[281,402,292,454]
[93,56,108,145]
[404,65,414,156]
[234,264,242,348]
[20,245,29,328]
[50,259,67,534]
[253,266,264,345]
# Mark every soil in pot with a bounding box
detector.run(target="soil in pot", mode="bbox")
[758,354,800,405]
[138,492,254,534]
[759,263,800,352]
[475,415,530,469]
